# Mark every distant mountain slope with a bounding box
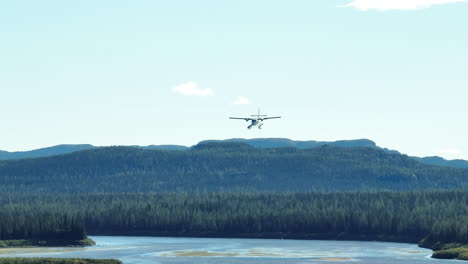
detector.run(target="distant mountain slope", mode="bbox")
[0,144,96,160]
[139,145,188,151]
[1,139,467,169]
[1,142,467,193]
[0,144,188,160]
[202,138,468,168]
[412,156,468,169]
[199,138,378,149]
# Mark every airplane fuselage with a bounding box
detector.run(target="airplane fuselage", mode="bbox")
[248,119,264,129]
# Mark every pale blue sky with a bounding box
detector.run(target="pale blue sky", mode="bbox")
[1,0,467,159]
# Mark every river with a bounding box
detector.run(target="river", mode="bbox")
[0,236,464,264]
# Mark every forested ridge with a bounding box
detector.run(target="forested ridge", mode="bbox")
[2,192,468,246]
[3,138,468,169]
[1,143,468,193]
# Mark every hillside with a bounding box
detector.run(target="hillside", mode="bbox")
[414,156,468,169]
[0,144,188,161]
[199,138,378,149]
[203,138,468,168]
[1,142,467,193]
[2,138,467,169]
[0,144,96,160]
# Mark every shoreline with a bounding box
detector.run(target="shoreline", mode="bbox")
[94,232,468,261]
[2,234,466,261]
[87,232,466,260]
[0,238,95,248]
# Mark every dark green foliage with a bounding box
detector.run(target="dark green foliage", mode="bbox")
[0,258,122,264]
[0,238,95,248]
[2,191,468,246]
[0,204,86,241]
[1,145,468,193]
[432,245,468,260]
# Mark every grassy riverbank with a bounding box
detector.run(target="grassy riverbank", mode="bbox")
[0,258,122,264]
[432,246,468,260]
[0,238,95,248]
[422,242,468,261]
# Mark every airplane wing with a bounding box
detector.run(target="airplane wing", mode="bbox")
[230,117,252,121]
[262,116,281,120]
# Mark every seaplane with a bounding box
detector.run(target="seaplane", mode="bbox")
[229,109,281,129]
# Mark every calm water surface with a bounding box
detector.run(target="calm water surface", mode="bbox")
[0,236,465,264]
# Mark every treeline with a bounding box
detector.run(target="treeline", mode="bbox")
[2,191,468,245]
[1,144,468,193]
[0,205,85,241]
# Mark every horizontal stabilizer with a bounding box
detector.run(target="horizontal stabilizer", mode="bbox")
[262,116,281,120]
[230,117,252,120]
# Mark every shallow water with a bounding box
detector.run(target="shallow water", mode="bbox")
[0,236,465,264]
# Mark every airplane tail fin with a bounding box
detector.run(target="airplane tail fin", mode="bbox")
[251,108,267,118]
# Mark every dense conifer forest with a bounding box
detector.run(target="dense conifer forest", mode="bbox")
[0,201,85,242]
[1,192,468,246]
[1,144,468,193]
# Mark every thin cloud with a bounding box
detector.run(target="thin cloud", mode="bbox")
[343,0,468,10]
[440,148,463,159]
[173,81,213,96]
[233,96,251,105]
